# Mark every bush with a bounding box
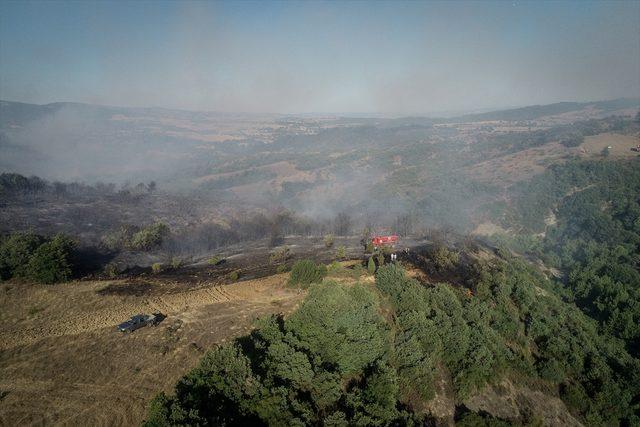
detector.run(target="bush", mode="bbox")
[170,257,182,269]
[335,245,346,259]
[269,246,290,264]
[23,235,75,284]
[207,255,222,265]
[327,261,343,274]
[151,263,163,274]
[129,223,169,251]
[368,256,376,275]
[228,270,240,281]
[101,225,138,251]
[289,259,327,288]
[104,262,120,278]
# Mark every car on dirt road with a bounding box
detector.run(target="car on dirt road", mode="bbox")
[117,313,163,333]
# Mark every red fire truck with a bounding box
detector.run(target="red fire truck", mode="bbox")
[371,235,398,250]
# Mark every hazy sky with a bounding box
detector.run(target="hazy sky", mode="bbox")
[1,0,639,114]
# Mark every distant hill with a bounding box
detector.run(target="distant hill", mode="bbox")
[450,98,640,122]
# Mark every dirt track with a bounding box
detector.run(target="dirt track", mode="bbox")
[0,274,304,426]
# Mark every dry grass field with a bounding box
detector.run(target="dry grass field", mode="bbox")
[579,133,640,158]
[0,274,305,426]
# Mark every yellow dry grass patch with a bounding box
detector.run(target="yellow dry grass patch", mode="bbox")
[0,274,305,425]
[579,133,640,158]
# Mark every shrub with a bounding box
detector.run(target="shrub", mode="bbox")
[269,246,290,264]
[276,264,288,274]
[335,245,347,259]
[101,224,138,251]
[104,262,119,278]
[324,234,335,248]
[327,261,344,275]
[289,259,327,288]
[368,256,376,275]
[151,263,163,274]
[229,270,240,281]
[207,255,222,265]
[170,257,182,269]
[24,235,75,284]
[129,223,169,251]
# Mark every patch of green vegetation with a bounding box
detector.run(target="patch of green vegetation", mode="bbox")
[429,245,460,272]
[102,223,169,252]
[368,256,376,275]
[376,259,639,424]
[0,232,45,280]
[288,259,327,288]
[170,257,182,269]
[27,306,44,317]
[455,411,513,427]
[103,262,120,278]
[144,283,423,426]
[207,255,222,265]
[0,233,75,284]
[151,263,163,274]
[146,253,640,425]
[129,223,170,251]
[505,158,640,357]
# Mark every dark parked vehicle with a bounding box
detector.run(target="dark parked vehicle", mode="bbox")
[117,313,163,333]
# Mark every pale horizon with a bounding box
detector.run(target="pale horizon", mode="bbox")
[1,0,639,115]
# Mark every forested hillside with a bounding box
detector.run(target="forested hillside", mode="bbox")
[144,255,639,425]
[493,158,640,359]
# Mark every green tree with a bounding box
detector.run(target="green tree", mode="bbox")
[289,259,327,288]
[24,234,75,284]
[368,256,376,275]
[129,223,169,251]
[0,232,45,280]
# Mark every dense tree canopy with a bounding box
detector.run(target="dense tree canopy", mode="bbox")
[502,158,640,357]
[0,232,76,284]
[145,251,639,426]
